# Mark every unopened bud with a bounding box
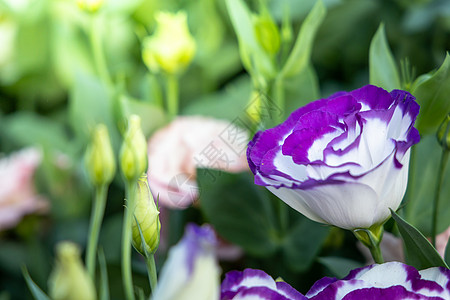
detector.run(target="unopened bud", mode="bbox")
[142,11,196,75]
[132,174,160,255]
[120,115,148,181]
[76,0,104,13]
[48,242,96,300]
[85,124,116,186]
[253,9,280,56]
[437,113,450,151]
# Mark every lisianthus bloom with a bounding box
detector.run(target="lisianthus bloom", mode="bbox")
[142,11,196,75]
[148,116,248,209]
[0,148,48,231]
[151,224,220,300]
[247,85,420,230]
[221,269,306,300]
[306,262,450,299]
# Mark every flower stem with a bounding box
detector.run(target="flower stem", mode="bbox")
[86,184,108,278]
[122,181,136,300]
[145,254,158,293]
[89,15,112,86]
[368,242,384,264]
[166,74,179,118]
[274,77,285,125]
[431,150,449,246]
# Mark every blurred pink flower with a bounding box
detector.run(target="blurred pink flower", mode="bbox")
[0,147,48,231]
[436,226,450,258]
[147,116,249,209]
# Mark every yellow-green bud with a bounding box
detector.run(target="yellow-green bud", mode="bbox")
[85,124,116,186]
[120,115,148,181]
[48,242,96,300]
[247,90,263,124]
[132,174,160,255]
[253,10,280,56]
[142,11,196,75]
[437,113,450,151]
[76,0,104,13]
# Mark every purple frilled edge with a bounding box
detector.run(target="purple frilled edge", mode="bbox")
[247,85,420,190]
[221,268,306,300]
[221,263,450,300]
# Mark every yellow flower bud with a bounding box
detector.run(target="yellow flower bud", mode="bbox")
[437,113,450,151]
[48,242,96,300]
[142,11,196,75]
[253,10,280,56]
[85,124,116,186]
[120,115,148,181]
[132,174,160,255]
[76,0,104,13]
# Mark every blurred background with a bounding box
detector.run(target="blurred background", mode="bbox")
[0,0,449,299]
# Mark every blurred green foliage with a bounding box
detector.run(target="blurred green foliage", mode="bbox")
[0,0,449,299]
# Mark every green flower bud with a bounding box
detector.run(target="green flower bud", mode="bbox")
[76,0,104,13]
[142,11,196,75]
[120,115,148,181]
[132,174,160,255]
[48,242,96,300]
[253,9,280,56]
[85,124,116,186]
[437,113,450,151]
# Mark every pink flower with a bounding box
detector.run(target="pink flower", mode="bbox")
[147,116,249,209]
[436,226,450,258]
[0,147,48,231]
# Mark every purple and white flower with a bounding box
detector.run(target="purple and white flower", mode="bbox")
[306,262,450,300]
[247,85,420,230]
[151,224,220,300]
[221,268,306,300]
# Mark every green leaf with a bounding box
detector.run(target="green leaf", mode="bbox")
[390,209,448,269]
[3,112,74,155]
[98,249,110,300]
[280,0,326,78]
[69,72,119,148]
[412,53,450,134]
[22,267,51,300]
[198,170,278,257]
[369,24,401,91]
[318,257,364,278]
[282,217,329,272]
[445,239,450,266]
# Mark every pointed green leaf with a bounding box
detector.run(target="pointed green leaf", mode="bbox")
[280,0,326,78]
[369,24,401,91]
[445,240,450,266]
[412,53,450,134]
[22,267,51,300]
[390,209,448,269]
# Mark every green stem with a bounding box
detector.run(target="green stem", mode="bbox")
[89,15,112,86]
[122,181,136,300]
[166,74,179,118]
[274,76,285,125]
[368,242,384,264]
[146,254,158,293]
[86,184,108,278]
[431,150,449,246]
